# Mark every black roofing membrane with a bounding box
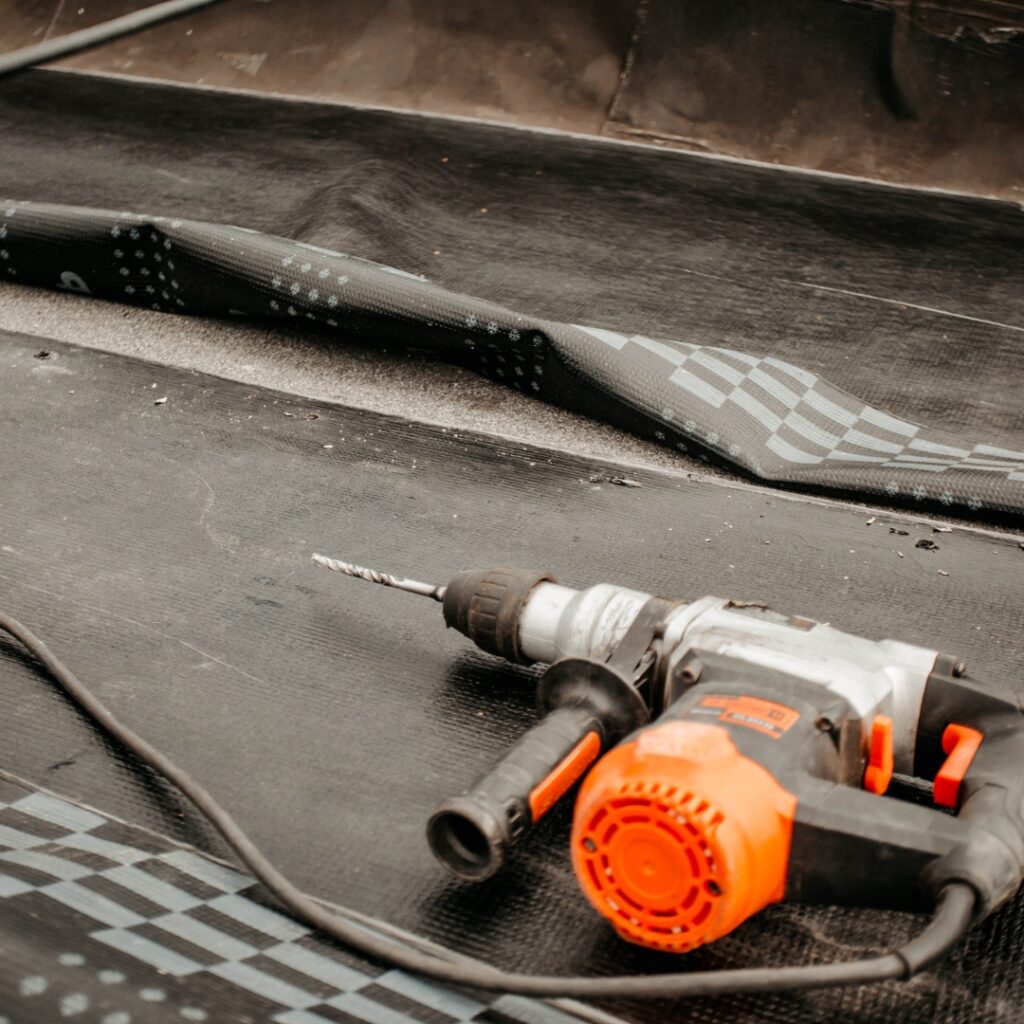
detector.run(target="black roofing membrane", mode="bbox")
[0,331,1023,1023]
[1,70,1023,521]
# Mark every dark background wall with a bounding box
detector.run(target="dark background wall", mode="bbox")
[5,0,1024,198]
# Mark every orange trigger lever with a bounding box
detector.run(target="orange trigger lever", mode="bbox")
[933,723,983,809]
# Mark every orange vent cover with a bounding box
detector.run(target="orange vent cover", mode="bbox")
[571,720,797,952]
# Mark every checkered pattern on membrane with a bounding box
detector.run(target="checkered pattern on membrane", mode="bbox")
[5,774,1024,1024]
[0,775,586,1024]
[2,199,1022,521]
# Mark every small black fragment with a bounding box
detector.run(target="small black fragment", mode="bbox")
[889,528,909,536]
[589,473,641,488]
[915,539,939,551]
[34,350,51,359]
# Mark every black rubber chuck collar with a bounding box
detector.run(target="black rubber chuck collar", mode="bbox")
[442,567,554,663]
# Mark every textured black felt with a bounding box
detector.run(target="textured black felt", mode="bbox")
[1,332,1023,1022]
[1,70,1023,521]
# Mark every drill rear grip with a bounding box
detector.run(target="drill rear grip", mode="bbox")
[914,659,1024,916]
[427,657,649,880]
[793,658,1024,920]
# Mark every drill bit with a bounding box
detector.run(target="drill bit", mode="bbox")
[312,554,447,602]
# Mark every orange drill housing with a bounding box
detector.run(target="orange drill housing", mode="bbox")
[572,720,796,953]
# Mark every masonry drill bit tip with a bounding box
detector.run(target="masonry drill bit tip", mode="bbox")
[312,554,447,602]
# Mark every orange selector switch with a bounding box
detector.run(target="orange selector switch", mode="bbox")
[863,715,894,795]
[571,721,796,953]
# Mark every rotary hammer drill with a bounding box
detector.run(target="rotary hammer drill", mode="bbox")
[314,556,1024,955]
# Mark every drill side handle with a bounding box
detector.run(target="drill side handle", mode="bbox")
[426,703,606,881]
[426,657,649,882]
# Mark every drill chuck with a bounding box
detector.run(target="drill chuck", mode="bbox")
[441,567,555,662]
[440,567,654,666]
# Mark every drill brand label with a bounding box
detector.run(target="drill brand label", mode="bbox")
[693,695,800,738]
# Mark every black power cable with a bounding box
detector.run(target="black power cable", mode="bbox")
[0,0,229,79]
[0,610,977,1000]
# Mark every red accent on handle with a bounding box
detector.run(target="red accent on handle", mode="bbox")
[933,723,984,809]
[529,731,601,821]
[863,715,894,795]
